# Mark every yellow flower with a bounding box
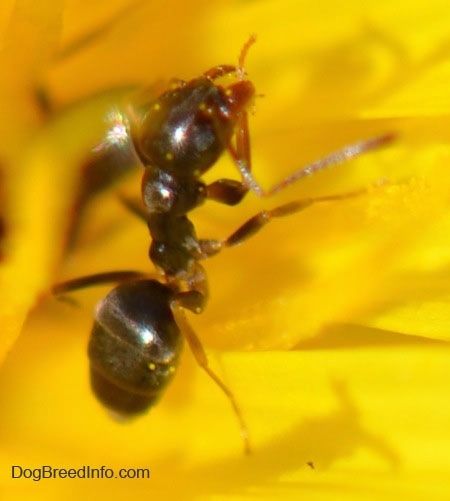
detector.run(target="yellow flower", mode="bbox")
[1,0,450,499]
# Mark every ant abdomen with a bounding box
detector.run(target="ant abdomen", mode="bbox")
[88,279,183,415]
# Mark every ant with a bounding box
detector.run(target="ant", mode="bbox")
[53,36,394,454]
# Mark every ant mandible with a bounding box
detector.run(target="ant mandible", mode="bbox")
[54,36,394,454]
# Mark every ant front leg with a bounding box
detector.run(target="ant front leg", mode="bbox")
[207,35,255,205]
[170,292,251,454]
[231,133,396,197]
[207,106,253,206]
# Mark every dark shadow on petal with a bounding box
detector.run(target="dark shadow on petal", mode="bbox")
[294,323,448,350]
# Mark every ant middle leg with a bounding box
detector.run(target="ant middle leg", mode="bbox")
[52,270,147,295]
[223,189,369,248]
[206,179,248,206]
[198,186,370,256]
[170,295,251,454]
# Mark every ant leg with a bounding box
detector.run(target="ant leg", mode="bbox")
[223,188,370,248]
[52,271,146,295]
[208,37,256,205]
[206,179,248,206]
[119,180,247,220]
[203,180,379,259]
[198,187,370,256]
[208,104,252,206]
[210,103,253,206]
[230,133,396,197]
[171,297,251,454]
[235,110,251,170]
[118,194,148,222]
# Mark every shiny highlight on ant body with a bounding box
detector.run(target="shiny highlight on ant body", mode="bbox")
[54,36,393,453]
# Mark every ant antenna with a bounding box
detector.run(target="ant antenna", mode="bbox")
[237,34,257,80]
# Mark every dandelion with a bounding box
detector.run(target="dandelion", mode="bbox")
[1,1,450,499]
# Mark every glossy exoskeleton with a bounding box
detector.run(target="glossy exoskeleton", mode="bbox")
[54,36,394,453]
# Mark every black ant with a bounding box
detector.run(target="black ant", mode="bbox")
[53,36,394,454]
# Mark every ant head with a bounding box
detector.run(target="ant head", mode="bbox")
[220,35,258,122]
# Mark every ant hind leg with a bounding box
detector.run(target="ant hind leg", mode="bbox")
[171,298,251,454]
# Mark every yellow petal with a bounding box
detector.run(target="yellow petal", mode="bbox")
[0,1,64,363]
[1,0,450,500]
